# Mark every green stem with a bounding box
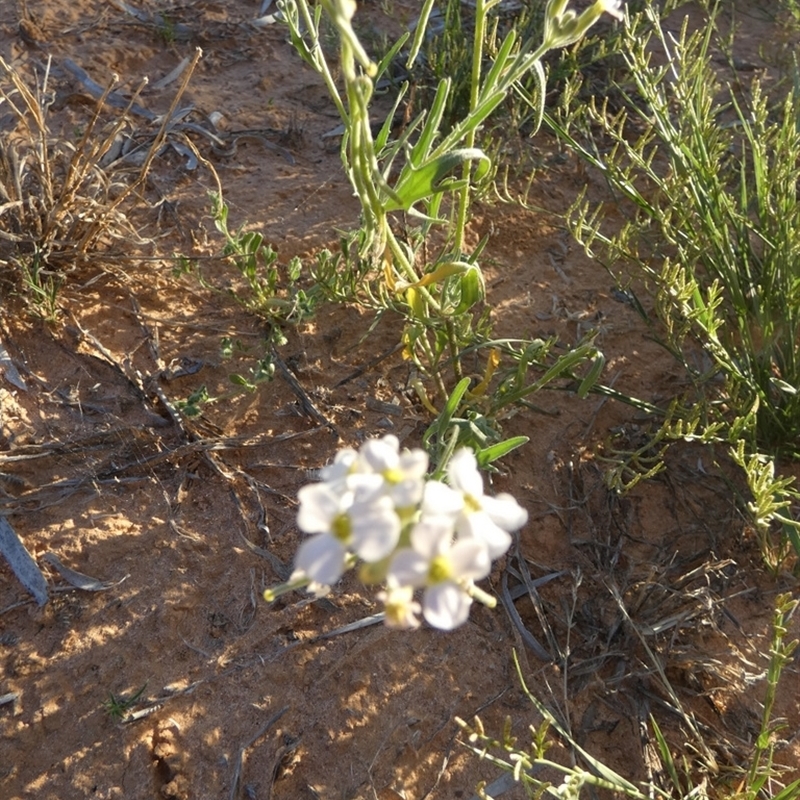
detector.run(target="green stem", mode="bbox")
[385,227,446,317]
[453,0,488,254]
[446,318,463,380]
[293,0,348,123]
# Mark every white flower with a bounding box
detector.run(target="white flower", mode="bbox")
[358,435,429,508]
[426,448,527,559]
[317,436,429,508]
[420,479,464,519]
[388,517,491,630]
[597,0,623,21]
[318,447,358,486]
[293,532,345,589]
[543,0,623,50]
[294,475,401,587]
[377,585,421,629]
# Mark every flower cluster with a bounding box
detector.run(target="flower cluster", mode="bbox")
[264,435,528,630]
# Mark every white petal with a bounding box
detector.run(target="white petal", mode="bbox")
[294,534,347,585]
[423,582,472,630]
[448,538,491,581]
[482,493,528,531]
[410,517,454,560]
[359,435,399,472]
[390,477,425,508]
[351,502,400,562]
[398,449,429,479]
[457,511,512,560]
[378,585,421,629]
[297,483,341,533]
[348,472,386,503]
[306,581,332,598]
[388,548,429,587]
[598,0,623,21]
[447,449,484,497]
[319,448,358,483]
[422,480,463,518]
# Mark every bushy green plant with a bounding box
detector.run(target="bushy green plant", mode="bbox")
[275,0,621,450]
[410,0,695,190]
[544,3,800,565]
[553,4,800,457]
[211,194,318,327]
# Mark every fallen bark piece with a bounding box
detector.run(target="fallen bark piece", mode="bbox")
[42,552,126,592]
[0,339,27,391]
[0,516,48,606]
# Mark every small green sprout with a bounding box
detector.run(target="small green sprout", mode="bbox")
[102,683,148,722]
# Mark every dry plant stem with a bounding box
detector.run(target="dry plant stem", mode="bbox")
[2,56,54,205]
[21,60,53,204]
[77,47,202,254]
[56,71,141,213]
[2,56,141,256]
[228,706,289,800]
[606,580,719,773]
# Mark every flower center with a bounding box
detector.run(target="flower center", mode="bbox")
[383,467,403,484]
[332,513,351,542]
[428,555,452,584]
[385,594,410,624]
[464,493,481,514]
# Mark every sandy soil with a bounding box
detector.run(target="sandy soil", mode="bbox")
[0,1,798,799]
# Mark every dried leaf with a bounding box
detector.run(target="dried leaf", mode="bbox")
[0,340,27,391]
[42,552,121,591]
[0,516,48,605]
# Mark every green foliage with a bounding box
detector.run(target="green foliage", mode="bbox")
[173,338,277,420]
[543,3,800,566]
[416,329,611,472]
[730,441,800,572]
[554,5,800,458]
[274,0,623,453]
[415,0,475,130]
[458,652,649,800]
[745,593,800,800]
[412,0,695,153]
[102,682,148,722]
[212,194,317,326]
[777,0,800,28]
[17,252,61,322]
[421,376,529,478]
[174,385,211,418]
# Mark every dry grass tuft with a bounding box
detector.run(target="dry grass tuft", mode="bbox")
[0,55,169,313]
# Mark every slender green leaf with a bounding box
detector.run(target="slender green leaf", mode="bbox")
[405,0,437,70]
[388,149,491,211]
[578,352,605,398]
[476,436,529,467]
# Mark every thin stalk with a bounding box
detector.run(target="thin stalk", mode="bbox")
[446,318,463,380]
[453,0,488,253]
[297,0,348,123]
[745,593,799,799]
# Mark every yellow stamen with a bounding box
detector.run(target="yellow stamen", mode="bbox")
[464,494,481,513]
[332,514,351,542]
[428,555,452,584]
